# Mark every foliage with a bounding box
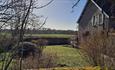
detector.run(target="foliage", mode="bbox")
[39,52,58,68]
[25,28,76,35]
[80,31,115,68]
[1,29,76,35]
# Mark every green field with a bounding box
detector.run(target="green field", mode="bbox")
[25,34,73,38]
[0,33,73,38]
[43,45,91,67]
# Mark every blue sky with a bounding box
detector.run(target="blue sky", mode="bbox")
[34,0,87,30]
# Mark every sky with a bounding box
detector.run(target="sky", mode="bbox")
[34,0,87,30]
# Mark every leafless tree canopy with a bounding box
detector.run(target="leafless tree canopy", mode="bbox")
[0,0,54,70]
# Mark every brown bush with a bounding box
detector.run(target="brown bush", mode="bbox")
[80,31,115,68]
[11,39,48,70]
[14,52,58,69]
[39,52,58,68]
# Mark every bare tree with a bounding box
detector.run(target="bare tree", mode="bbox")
[0,0,54,70]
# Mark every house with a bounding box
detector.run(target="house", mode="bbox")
[77,0,115,42]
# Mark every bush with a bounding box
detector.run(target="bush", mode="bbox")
[80,31,115,68]
[39,52,58,68]
[0,35,13,52]
[15,42,38,58]
[15,52,58,69]
[12,39,47,70]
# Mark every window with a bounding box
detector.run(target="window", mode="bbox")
[92,15,98,27]
[91,16,95,26]
[91,17,94,26]
[99,14,103,25]
[91,14,104,27]
[95,15,98,25]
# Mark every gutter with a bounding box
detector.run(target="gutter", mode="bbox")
[91,0,110,18]
[77,0,110,24]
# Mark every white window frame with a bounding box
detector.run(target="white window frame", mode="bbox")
[92,16,96,26]
[98,13,104,25]
[91,16,94,26]
[96,14,99,25]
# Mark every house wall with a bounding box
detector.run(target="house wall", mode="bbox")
[89,10,109,33]
[78,1,98,41]
[78,1,109,41]
[78,1,97,31]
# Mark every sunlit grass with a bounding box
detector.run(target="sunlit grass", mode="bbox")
[43,45,90,67]
[25,34,73,38]
[40,66,105,70]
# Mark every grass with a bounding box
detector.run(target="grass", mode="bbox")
[0,33,73,38]
[43,45,91,67]
[25,34,73,38]
[40,66,103,70]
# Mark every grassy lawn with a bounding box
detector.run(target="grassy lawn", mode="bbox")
[43,45,91,67]
[25,34,73,38]
[40,66,103,70]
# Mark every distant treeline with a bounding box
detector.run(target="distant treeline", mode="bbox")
[1,28,77,35]
[25,29,77,35]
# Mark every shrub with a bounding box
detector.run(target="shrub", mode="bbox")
[39,52,58,68]
[16,52,58,69]
[12,39,48,70]
[80,31,115,68]
[0,35,13,52]
[15,42,38,58]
